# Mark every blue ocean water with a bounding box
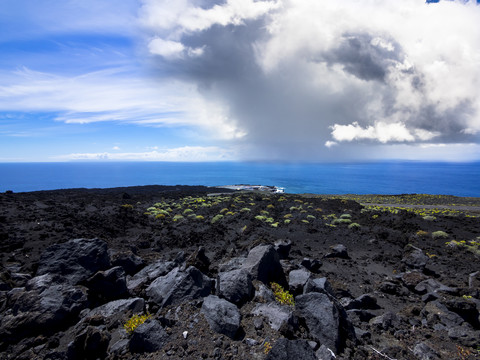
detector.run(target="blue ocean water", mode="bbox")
[0,162,479,196]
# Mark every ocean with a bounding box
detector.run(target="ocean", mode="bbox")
[0,161,479,197]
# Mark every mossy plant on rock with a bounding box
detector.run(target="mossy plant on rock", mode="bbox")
[124,313,152,335]
[271,282,294,307]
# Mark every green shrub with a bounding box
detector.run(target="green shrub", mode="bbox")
[255,215,267,221]
[240,207,251,212]
[195,215,204,220]
[432,231,449,239]
[172,214,184,222]
[211,214,224,224]
[306,215,316,220]
[124,314,152,334]
[416,230,429,237]
[183,208,194,215]
[271,283,294,307]
[423,215,436,221]
[332,218,352,225]
[348,222,361,229]
[284,219,291,224]
[340,214,352,219]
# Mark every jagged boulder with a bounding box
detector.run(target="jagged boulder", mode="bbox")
[242,244,287,286]
[127,259,177,293]
[36,238,110,285]
[110,251,145,276]
[296,292,354,353]
[201,295,241,339]
[265,338,317,360]
[129,319,169,353]
[67,325,111,360]
[342,294,379,310]
[402,248,429,270]
[85,266,128,302]
[304,277,335,297]
[85,298,144,321]
[217,268,254,306]
[0,274,88,343]
[288,267,311,295]
[324,244,350,259]
[146,266,214,308]
[252,302,297,334]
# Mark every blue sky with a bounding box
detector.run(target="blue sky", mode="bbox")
[1,0,479,162]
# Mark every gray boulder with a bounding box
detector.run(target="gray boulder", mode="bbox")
[218,257,246,272]
[85,298,144,320]
[85,266,128,302]
[342,294,378,310]
[447,325,479,347]
[0,274,88,342]
[301,258,322,273]
[201,295,241,339]
[296,292,354,353]
[242,244,287,286]
[67,325,111,360]
[254,282,276,303]
[304,277,335,297]
[129,319,169,353]
[369,312,400,332]
[402,248,429,270]
[36,238,110,285]
[413,342,440,360]
[110,251,145,275]
[252,302,297,333]
[422,301,464,329]
[274,239,292,259]
[216,268,254,306]
[288,267,311,295]
[146,266,214,308]
[127,259,176,293]
[415,279,457,295]
[265,338,317,360]
[316,344,337,360]
[324,244,349,259]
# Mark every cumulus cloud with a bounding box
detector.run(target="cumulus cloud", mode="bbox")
[330,121,440,143]
[140,0,480,160]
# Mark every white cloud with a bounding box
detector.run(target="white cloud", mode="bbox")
[140,0,280,34]
[149,38,185,59]
[330,121,440,143]
[55,146,236,162]
[0,67,245,141]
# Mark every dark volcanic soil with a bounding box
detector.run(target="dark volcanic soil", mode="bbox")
[0,186,479,359]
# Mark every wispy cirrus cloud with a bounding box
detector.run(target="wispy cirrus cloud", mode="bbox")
[55,146,236,162]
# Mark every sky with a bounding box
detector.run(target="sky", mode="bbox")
[0,0,479,162]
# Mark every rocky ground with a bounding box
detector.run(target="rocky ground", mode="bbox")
[0,185,479,360]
